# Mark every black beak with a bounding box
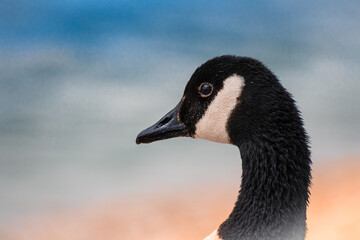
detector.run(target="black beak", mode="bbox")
[136,102,188,144]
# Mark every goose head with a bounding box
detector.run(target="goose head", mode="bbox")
[136,55,292,147]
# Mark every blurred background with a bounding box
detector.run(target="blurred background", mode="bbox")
[0,0,359,239]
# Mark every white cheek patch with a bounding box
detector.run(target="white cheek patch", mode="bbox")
[194,74,245,143]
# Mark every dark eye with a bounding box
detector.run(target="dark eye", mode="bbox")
[199,83,213,97]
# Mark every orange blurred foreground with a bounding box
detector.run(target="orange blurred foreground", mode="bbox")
[1,156,359,240]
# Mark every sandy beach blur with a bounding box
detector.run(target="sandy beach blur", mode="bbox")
[1,155,359,240]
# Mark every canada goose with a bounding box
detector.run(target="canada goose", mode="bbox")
[136,56,311,240]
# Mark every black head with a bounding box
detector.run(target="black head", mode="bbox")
[136,55,296,146]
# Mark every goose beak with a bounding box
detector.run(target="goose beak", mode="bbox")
[136,102,188,144]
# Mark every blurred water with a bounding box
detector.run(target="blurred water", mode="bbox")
[1,0,360,223]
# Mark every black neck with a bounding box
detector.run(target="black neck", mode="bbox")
[219,131,311,240]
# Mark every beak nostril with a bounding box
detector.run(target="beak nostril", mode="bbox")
[157,116,171,127]
[136,101,185,144]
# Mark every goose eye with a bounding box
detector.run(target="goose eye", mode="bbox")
[199,83,213,97]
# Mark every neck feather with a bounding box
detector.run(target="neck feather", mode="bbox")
[219,127,311,240]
